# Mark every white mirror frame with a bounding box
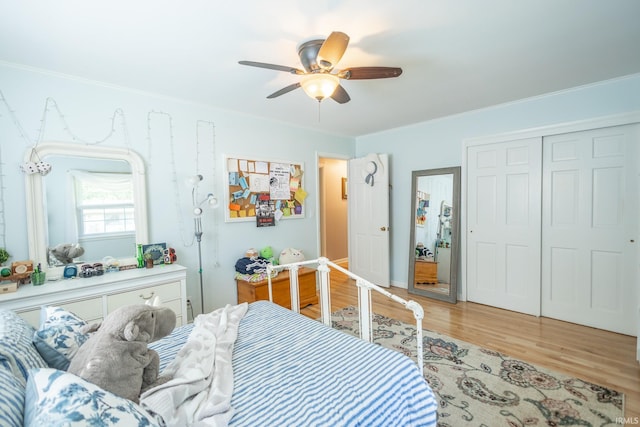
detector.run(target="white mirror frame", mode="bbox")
[24,141,149,269]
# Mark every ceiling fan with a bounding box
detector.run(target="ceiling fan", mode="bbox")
[239,31,403,104]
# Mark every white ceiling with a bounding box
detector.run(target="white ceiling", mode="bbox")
[1,0,639,138]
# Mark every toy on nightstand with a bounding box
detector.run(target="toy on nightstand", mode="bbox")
[415,242,434,260]
[260,246,278,265]
[245,248,259,259]
[278,248,305,265]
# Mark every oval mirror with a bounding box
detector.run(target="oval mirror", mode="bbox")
[24,142,149,269]
[407,166,460,303]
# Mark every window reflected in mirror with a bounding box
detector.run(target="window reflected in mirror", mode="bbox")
[42,156,136,266]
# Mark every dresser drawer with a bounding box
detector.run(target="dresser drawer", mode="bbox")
[106,281,182,313]
[58,298,104,324]
[17,297,103,328]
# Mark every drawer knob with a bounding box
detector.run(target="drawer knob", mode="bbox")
[140,291,155,300]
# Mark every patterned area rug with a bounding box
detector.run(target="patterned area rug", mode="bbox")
[331,307,624,427]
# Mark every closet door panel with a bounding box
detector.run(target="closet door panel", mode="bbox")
[541,124,637,335]
[548,247,578,304]
[466,138,542,316]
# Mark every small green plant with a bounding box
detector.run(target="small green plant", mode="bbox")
[0,248,9,265]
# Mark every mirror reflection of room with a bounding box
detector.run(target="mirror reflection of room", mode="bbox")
[413,173,453,295]
[44,156,136,266]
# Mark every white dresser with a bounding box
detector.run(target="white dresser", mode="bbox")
[0,264,187,328]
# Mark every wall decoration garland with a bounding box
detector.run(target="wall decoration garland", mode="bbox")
[147,112,220,266]
[224,155,306,224]
[0,90,131,148]
[0,89,132,258]
[147,110,191,246]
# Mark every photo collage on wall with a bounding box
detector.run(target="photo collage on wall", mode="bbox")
[225,156,307,226]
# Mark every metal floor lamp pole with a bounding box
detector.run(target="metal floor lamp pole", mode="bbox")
[194,216,204,315]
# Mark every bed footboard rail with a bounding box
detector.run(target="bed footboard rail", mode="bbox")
[267,257,425,375]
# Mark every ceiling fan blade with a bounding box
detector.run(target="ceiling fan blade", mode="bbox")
[239,61,305,75]
[338,67,403,80]
[317,31,350,70]
[266,82,302,99]
[330,84,351,104]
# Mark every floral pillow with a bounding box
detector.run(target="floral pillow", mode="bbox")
[32,306,93,371]
[24,368,161,427]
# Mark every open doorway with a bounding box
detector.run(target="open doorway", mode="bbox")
[318,156,348,264]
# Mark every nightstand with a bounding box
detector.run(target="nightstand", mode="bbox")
[236,267,318,309]
[415,259,438,284]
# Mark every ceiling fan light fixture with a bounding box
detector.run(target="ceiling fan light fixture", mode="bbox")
[300,73,339,101]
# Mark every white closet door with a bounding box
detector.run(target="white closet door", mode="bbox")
[542,124,638,335]
[466,138,542,316]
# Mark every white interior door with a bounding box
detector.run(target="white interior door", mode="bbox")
[466,138,542,316]
[348,154,390,287]
[541,124,638,335]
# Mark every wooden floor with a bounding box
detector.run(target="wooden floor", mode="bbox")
[300,267,640,418]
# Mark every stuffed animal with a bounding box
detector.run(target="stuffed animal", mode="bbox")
[415,242,434,260]
[278,247,305,265]
[50,243,85,264]
[245,248,259,259]
[67,304,176,403]
[260,246,278,265]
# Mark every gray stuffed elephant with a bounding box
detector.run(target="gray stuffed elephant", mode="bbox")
[68,304,176,402]
[50,242,85,264]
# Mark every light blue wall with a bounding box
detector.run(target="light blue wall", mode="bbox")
[0,64,354,313]
[356,73,640,287]
[3,63,639,310]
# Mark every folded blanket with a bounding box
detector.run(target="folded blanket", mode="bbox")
[140,303,248,427]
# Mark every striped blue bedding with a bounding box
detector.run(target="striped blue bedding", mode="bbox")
[150,301,437,427]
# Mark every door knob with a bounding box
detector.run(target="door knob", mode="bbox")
[380,226,387,231]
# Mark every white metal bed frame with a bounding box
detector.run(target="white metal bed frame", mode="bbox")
[267,257,425,375]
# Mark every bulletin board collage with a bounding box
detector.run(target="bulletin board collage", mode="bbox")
[224,156,307,226]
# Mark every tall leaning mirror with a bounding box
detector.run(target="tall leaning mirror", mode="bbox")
[24,142,149,269]
[407,166,460,303]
